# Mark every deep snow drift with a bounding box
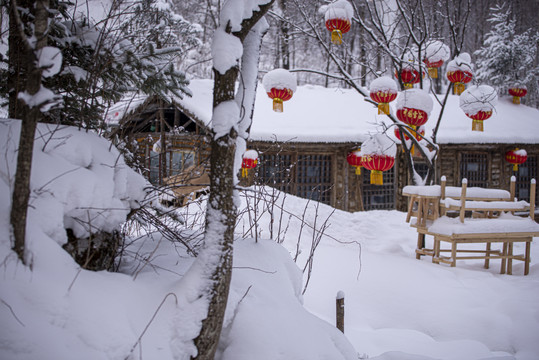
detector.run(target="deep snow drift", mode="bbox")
[1,119,538,359]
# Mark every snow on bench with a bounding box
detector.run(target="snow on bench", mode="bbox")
[427,213,539,236]
[441,198,529,211]
[402,184,511,200]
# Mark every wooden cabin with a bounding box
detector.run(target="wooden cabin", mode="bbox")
[107,80,539,212]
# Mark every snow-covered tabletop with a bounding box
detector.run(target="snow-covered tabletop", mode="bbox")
[402,185,511,199]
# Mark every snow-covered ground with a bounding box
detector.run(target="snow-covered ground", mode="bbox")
[1,119,538,359]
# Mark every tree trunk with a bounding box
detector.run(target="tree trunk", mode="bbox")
[9,0,50,264]
[278,0,290,70]
[191,2,274,358]
[192,66,239,360]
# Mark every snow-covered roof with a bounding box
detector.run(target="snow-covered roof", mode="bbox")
[109,79,539,145]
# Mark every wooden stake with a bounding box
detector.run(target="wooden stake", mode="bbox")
[459,179,468,223]
[530,179,536,221]
[336,291,345,333]
[509,176,516,201]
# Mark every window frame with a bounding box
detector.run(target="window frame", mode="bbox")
[459,152,489,187]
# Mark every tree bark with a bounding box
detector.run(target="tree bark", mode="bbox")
[9,0,50,264]
[191,2,274,358]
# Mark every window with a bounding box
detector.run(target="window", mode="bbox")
[149,150,195,184]
[362,167,396,210]
[258,153,293,194]
[460,153,488,187]
[296,155,332,204]
[515,155,537,203]
[258,153,333,205]
[413,161,430,179]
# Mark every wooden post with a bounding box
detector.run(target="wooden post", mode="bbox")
[509,176,516,201]
[530,179,536,221]
[440,176,447,216]
[336,291,345,333]
[441,176,447,200]
[459,179,468,223]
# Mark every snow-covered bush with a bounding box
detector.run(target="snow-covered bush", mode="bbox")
[0,119,148,268]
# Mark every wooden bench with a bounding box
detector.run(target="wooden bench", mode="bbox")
[422,179,537,275]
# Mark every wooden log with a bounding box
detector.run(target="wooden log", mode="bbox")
[336,291,345,333]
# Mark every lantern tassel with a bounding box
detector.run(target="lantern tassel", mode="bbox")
[355,166,361,175]
[454,83,465,95]
[370,170,384,185]
[472,119,483,132]
[512,96,521,105]
[272,98,284,112]
[331,29,343,45]
[513,164,519,172]
[378,103,390,115]
[242,168,248,178]
[428,67,438,78]
[404,83,413,89]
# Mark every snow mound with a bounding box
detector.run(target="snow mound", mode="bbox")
[0,119,147,245]
[218,238,357,360]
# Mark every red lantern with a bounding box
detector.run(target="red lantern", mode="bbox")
[508,87,527,105]
[395,69,422,89]
[505,149,527,171]
[396,107,429,127]
[241,152,259,178]
[465,110,492,132]
[267,87,293,113]
[447,70,473,95]
[370,90,397,115]
[347,150,363,175]
[424,59,444,78]
[325,18,351,45]
[361,154,395,185]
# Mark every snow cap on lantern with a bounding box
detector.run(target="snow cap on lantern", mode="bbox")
[508,85,527,105]
[395,89,433,127]
[459,85,498,132]
[359,134,396,185]
[446,52,473,95]
[320,0,353,45]
[347,148,363,175]
[505,149,527,171]
[369,76,398,115]
[241,149,259,177]
[395,66,422,89]
[262,69,297,113]
[424,40,450,78]
[395,50,423,89]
